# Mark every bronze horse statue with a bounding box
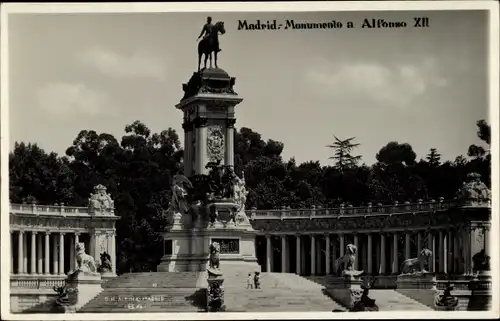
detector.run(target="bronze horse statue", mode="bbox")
[198,21,225,71]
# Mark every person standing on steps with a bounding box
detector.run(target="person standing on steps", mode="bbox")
[254,272,261,289]
[247,273,253,289]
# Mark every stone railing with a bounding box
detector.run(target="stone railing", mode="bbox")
[10,274,66,290]
[10,273,115,290]
[10,203,90,216]
[249,198,454,220]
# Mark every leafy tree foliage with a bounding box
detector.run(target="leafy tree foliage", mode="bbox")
[9,119,490,274]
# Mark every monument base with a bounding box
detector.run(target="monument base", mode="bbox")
[324,274,364,309]
[395,273,437,308]
[158,205,260,273]
[65,271,102,311]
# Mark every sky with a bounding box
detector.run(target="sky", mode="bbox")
[7,10,489,165]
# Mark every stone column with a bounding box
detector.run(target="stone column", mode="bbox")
[296,235,301,275]
[37,234,43,274]
[225,119,235,167]
[59,233,65,274]
[325,234,331,275]
[23,232,28,274]
[10,232,14,273]
[182,121,192,175]
[18,231,24,274]
[310,235,316,276]
[30,232,37,274]
[265,235,272,272]
[404,232,411,261]
[367,233,373,274]
[69,234,75,271]
[453,230,460,274]
[428,231,434,273]
[331,238,337,274]
[44,232,50,274]
[339,234,345,258]
[281,235,287,273]
[443,231,448,274]
[195,118,208,175]
[484,226,490,254]
[392,232,398,274]
[380,233,386,275]
[316,238,321,275]
[353,234,359,270]
[447,230,453,274]
[417,231,422,253]
[111,231,117,275]
[53,234,59,275]
[438,230,444,273]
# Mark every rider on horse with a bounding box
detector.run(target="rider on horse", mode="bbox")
[198,16,222,53]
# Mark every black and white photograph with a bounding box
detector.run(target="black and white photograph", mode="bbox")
[1,1,498,319]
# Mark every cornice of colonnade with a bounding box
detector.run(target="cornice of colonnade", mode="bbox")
[256,225,467,237]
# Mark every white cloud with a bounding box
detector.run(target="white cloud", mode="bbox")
[77,47,167,81]
[304,57,448,107]
[36,83,115,117]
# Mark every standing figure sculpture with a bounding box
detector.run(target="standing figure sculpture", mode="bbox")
[233,171,248,213]
[170,174,193,215]
[197,16,226,71]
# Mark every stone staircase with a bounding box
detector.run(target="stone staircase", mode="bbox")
[368,290,432,310]
[222,272,344,312]
[78,272,207,313]
[304,276,432,311]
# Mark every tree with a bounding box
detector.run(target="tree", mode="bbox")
[327,136,362,171]
[467,119,490,159]
[376,142,416,167]
[426,148,441,167]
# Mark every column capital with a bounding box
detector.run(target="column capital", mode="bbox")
[32,231,38,235]
[226,118,236,128]
[75,232,81,236]
[45,231,51,235]
[182,120,193,132]
[265,234,272,239]
[60,232,66,236]
[194,117,208,128]
[19,230,25,235]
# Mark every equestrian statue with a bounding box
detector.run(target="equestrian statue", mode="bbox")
[197,16,226,71]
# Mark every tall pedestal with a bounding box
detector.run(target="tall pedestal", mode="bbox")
[158,67,259,274]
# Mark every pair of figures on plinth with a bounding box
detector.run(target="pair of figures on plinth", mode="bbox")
[167,162,248,227]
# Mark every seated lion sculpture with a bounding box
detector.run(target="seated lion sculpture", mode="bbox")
[400,248,432,274]
[74,242,98,274]
[334,244,359,276]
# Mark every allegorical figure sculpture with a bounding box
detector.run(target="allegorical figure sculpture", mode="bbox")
[472,249,490,274]
[400,248,433,275]
[434,283,459,310]
[197,16,226,71]
[52,284,78,312]
[207,242,221,274]
[170,174,193,215]
[233,172,248,213]
[88,184,115,215]
[74,242,98,274]
[97,251,112,274]
[334,244,362,276]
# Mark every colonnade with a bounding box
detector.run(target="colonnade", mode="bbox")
[262,227,489,276]
[10,230,116,275]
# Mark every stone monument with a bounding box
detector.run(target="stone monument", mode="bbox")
[56,243,103,312]
[327,244,365,309]
[157,45,259,274]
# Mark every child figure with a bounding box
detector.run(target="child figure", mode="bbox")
[254,272,261,289]
[246,273,253,289]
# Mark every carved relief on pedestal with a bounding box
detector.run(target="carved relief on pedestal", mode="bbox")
[207,125,225,163]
